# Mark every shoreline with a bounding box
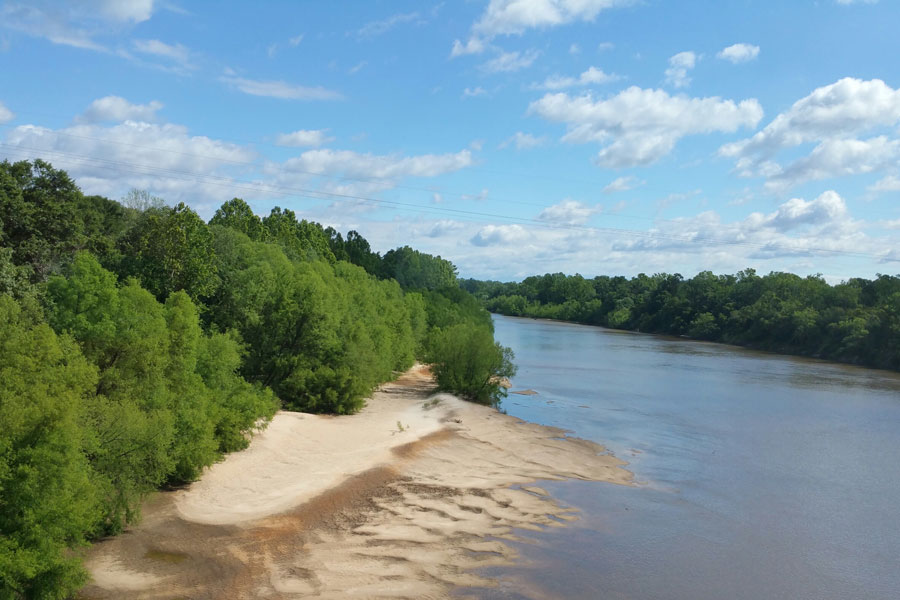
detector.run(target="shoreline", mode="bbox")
[79,364,631,599]
[492,312,900,377]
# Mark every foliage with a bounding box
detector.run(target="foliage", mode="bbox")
[117,203,220,303]
[0,160,514,598]
[381,246,458,290]
[463,268,900,371]
[0,295,100,600]
[426,322,516,406]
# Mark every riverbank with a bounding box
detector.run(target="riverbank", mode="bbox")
[78,364,631,599]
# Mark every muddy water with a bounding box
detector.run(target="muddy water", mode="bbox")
[477,314,900,600]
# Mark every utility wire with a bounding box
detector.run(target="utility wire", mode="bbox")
[0,143,886,261]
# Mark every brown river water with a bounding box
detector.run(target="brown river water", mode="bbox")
[471,314,900,600]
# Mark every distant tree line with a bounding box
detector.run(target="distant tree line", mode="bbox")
[0,159,513,599]
[462,269,900,371]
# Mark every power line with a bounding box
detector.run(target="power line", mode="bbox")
[0,143,886,261]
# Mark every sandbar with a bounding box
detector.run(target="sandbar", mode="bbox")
[79,364,631,599]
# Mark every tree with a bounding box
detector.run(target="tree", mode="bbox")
[119,202,220,302]
[0,295,101,599]
[427,323,516,406]
[209,198,267,241]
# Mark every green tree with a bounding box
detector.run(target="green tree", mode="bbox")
[119,202,220,302]
[427,323,516,406]
[0,295,101,600]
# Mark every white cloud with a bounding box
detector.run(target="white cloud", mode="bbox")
[766,136,900,191]
[348,61,367,75]
[538,199,600,225]
[275,129,335,148]
[473,0,633,37]
[529,86,763,167]
[77,96,163,123]
[721,78,900,189]
[463,86,487,98]
[0,1,158,51]
[532,66,619,90]
[664,51,697,88]
[2,120,255,207]
[471,224,529,246]
[611,191,868,261]
[427,220,465,237]
[0,102,14,124]
[277,148,473,181]
[717,43,759,64]
[450,37,487,57]
[480,48,540,73]
[452,0,630,57]
[357,11,420,38]
[569,43,580,54]
[602,175,643,193]
[220,74,343,101]
[721,78,900,157]
[501,131,547,149]
[597,41,614,52]
[869,174,900,192]
[132,39,192,66]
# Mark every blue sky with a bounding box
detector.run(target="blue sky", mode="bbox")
[1,0,899,281]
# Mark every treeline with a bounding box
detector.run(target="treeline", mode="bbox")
[0,159,512,599]
[462,268,900,371]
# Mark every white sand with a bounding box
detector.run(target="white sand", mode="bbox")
[175,365,446,525]
[83,364,631,599]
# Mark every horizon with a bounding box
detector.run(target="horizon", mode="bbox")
[1,0,899,282]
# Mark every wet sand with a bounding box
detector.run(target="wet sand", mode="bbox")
[79,365,631,599]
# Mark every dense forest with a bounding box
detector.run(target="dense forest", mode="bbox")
[0,159,513,599]
[462,269,900,371]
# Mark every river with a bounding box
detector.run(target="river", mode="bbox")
[474,314,900,600]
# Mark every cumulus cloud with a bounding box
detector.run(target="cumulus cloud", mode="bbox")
[869,174,900,192]
[77,96,163,123]
[664,51,697,88]
[427,220,466,237]
[474,0,632,36]
[220,73,343,100]
[471,223,529,246]
[720,77,900,189]
[451,0,631,56]
[275,129,335,148]
[275,149,474,185]
[480,48,540,73]
[602,175,643,193]
[612,190,866,260]
[532,66,619,90]
[717,43,759,64]
[0,102,14,124]
[500,131,547,149]
[2,119,255,207]
[529,86,763,167]
[766,136,900,191]
[538,199,601,225]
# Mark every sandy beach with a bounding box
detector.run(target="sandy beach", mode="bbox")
[78,365,631,599]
